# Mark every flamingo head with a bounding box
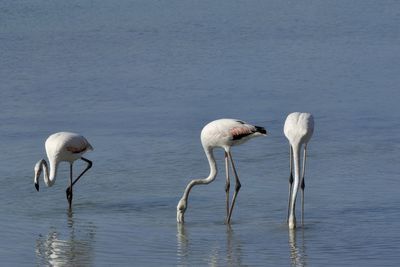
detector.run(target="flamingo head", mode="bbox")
[34,160,43,191]
[176,198,187,223]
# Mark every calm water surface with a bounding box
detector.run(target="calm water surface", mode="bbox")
[1,0,400,266]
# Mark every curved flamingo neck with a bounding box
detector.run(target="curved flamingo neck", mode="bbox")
[182,147,218,201]
[41,159,57,187]
[204,147,217,179]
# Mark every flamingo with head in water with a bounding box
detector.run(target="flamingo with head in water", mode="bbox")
[34,132,93,209]
[284,112,314,229]
[177,118,267,224]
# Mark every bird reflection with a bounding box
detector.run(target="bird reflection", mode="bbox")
[225,226,244,267]
[288,229,307,267]
[35,211,96,267]
[176,224,244,267]
[176,223,189,267]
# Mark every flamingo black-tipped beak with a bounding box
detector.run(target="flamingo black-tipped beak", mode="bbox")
[35,183,39,192]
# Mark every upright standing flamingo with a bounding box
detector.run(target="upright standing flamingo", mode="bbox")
[284,112,314,229]
[177,119,267,224]
[34,132,93,209]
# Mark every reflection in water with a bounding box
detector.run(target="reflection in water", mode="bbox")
[176,224,245,267]
[288,229,307,267]
[225,226,244,267]
[35,211,96,267]
[176,224,189,267]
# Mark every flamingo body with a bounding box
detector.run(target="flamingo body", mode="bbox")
[201,119,266,149]
[177,118,267,224]
[45,132,93,165]
[284,113,314,148]
[284,112,314,229]
[34,132,93,209]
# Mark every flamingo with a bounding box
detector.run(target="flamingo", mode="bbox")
[34,132,93,209]
[177,119,267,224]
[284,112,314,229]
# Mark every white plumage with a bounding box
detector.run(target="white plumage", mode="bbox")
[34,132,93,209]
[284,112,314,229]
[177,118,267,224]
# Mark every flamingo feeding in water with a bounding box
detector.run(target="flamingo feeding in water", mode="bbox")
[34,132,93,209]
[177,119,267,224]
[284,112,314,229]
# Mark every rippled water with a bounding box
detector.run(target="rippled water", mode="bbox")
[1,0,400,266]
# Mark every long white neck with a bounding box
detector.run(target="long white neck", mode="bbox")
[41,159,57,187]
[289,144,301,226]
[182,147,218,201]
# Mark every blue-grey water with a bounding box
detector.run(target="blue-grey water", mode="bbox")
[1,0,400,266]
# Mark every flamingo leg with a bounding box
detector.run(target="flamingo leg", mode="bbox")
[224,152,230,221]
[67,163,73,209]
[71,157,93,187]
[226,152,241,224]
[287,145,294,223]
[66,157,92,208]
[300,145,307,226]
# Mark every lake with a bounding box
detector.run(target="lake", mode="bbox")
[1,0,399,266]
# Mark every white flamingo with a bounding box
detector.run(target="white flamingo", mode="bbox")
[284,112,314,229]
[34,132,93,209]
[177,119,267,224]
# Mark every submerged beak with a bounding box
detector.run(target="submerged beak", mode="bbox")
[35,183,39,192]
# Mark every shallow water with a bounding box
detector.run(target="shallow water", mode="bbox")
[1,0,400,266]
